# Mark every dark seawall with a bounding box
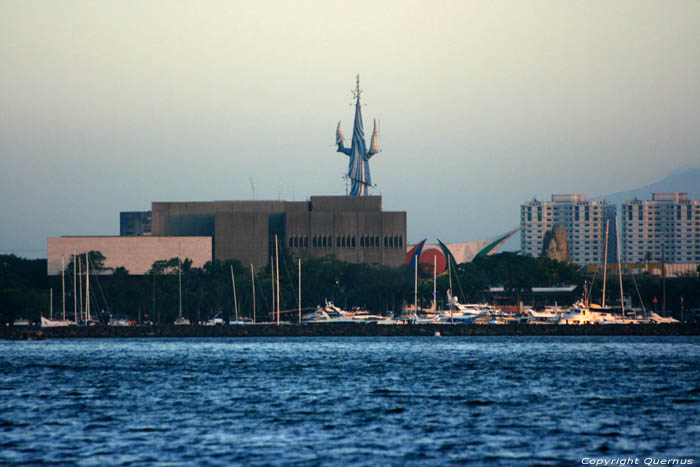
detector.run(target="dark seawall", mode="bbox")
[3,323,699,340]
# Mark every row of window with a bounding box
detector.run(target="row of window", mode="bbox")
[625,205,698,221]
[287,234,403,249]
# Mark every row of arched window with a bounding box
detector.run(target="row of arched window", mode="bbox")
[287,234,403,249]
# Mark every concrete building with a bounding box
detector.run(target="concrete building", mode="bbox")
[47,236,212,275]
[520,194,616,265]
[151,195,406,270]
[120,211,152,236]
[621,193,700,263]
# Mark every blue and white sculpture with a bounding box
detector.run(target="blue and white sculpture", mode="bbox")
[336,75,379,196]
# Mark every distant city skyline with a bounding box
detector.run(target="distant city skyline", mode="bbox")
[2,1,699,258]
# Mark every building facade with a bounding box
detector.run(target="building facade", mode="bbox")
[621,193,700,263]
[120,211,152,236]
[47,236,211,275]
[151,196,406,270]
[520,194,616,265]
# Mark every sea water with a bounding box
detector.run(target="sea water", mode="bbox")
[1,337,698,465]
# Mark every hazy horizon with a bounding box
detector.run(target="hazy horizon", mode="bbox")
[2,1,699,258]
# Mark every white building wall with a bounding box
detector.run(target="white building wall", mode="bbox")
[520,195,615,265]
[621,193,700,263]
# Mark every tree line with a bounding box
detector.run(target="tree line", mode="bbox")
[1,251,698,325]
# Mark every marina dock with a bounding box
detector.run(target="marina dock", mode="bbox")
[3,322,699,340]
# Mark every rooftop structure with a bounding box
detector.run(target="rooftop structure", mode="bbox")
[335,76,379,196]
[120,211,152,236]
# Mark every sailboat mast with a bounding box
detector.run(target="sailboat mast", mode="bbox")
[251,264,256,323]
[414,257,418,316]
[602,219,609,307]
[178,242,182,320]
[50,287,53,320]
[275,235,280,326]
[448,256,453,294]
[73,251,77,323]
[433,256,437,312]
[78,257,83,323]
[61,255,66,321]
[152,272,156,324]
[298,258,301,325]
[270,256,275,322]
[231,265,238,322]
[448,258,453,322]
[85,252,90,323]
[661,244,666,311]
[615,216,624,316]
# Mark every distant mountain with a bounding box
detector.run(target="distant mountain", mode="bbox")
[602,166,700,206]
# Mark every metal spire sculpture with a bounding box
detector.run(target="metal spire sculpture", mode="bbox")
[335,75,379,196]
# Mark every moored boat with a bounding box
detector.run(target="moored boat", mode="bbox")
[41,316,72,327]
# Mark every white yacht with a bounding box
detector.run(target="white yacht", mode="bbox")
[558,301,627,325]
[526,308,562,324]
[302,302,355,324]
[648,312,680,324]
[437,291,493,323]
[40,316,72,327]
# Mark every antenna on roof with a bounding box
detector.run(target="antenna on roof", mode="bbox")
[352,74,362,102]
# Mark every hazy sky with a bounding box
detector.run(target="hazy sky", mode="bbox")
[2,1,699,258]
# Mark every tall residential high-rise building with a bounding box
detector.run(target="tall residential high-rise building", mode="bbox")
[621,193,700,263]
[520,194,616,265]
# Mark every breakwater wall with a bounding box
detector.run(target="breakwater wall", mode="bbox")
[3,323,699,340]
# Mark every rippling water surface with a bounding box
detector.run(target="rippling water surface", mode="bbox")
[1,337,698,465]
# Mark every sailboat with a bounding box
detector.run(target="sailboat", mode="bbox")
[559,216,638,325]
[227,264,250,325]
[583,219,625,321]
[42,256,72,327]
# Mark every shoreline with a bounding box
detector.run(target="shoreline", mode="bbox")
[2,323,699,340]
